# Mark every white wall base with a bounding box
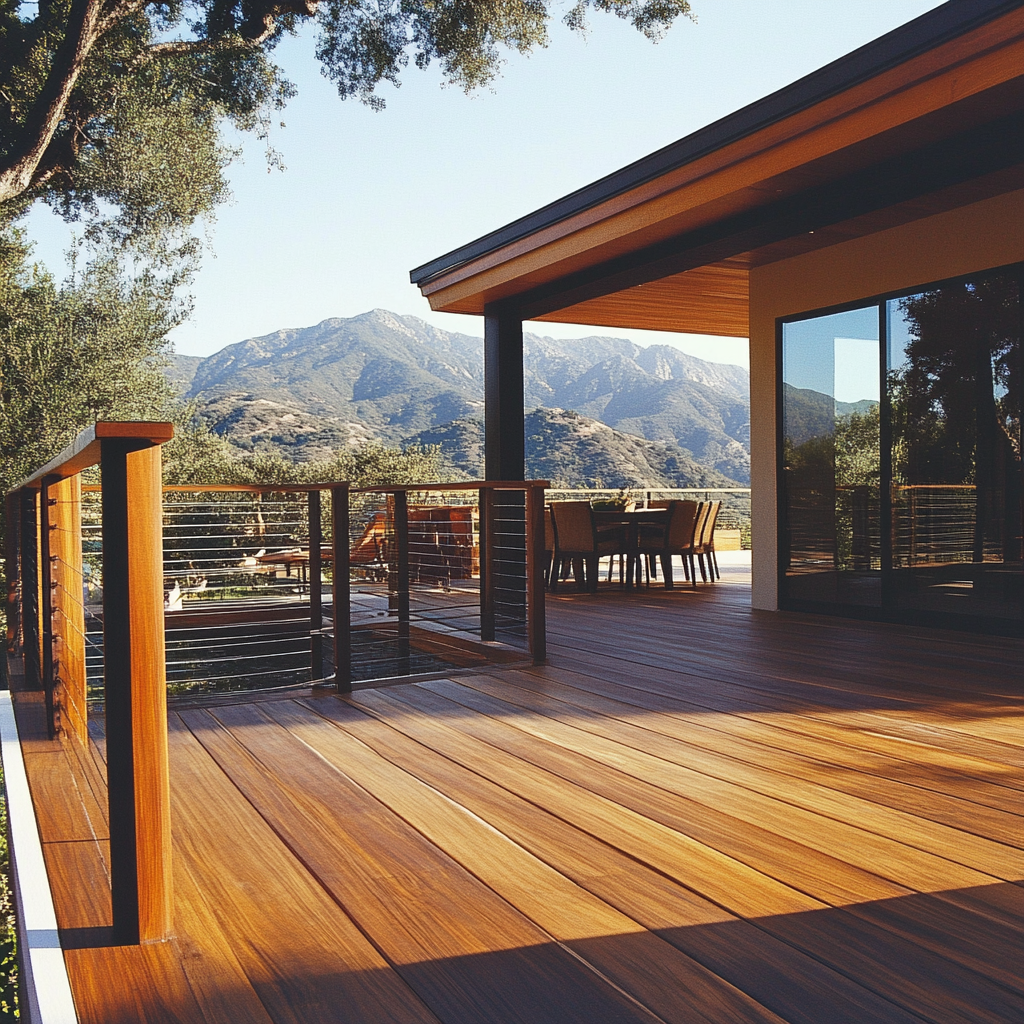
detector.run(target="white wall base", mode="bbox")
[0,690,79,1023]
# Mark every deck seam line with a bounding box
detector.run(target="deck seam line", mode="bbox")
[373,681,1021,1024]
[352,685,823,921]
[310,694,794,1024]
[537,640,1024,765]
[508,664,1024,819]
[344,687,945,1024]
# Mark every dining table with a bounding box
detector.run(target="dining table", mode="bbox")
[592,506,669,587]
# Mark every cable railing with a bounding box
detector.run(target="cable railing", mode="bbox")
[893,484,1010,566]
[786,483,1018,572]
[76,480,546,700]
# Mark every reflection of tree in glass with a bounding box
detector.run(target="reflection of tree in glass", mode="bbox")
[892,273,1021,561]
[835,405,880,490]
[784,405,880,571]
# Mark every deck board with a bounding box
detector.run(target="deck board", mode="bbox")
[429,672,1024,872]
[10,559,1024,1023]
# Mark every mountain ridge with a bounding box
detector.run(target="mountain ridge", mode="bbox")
[174,309,752,484]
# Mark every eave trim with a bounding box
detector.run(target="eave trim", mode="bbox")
[409,0,1024,288]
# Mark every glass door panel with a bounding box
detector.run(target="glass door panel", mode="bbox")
[782,307,881,607]
[887,271,1022,622]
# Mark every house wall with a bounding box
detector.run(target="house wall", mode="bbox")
[748,188,1024,611]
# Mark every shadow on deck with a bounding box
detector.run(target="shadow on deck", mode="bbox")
[9,549,1024,1023]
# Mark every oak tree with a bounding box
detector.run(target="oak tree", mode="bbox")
[1,0,693,247]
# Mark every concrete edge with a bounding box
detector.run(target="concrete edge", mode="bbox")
[0,691,79,1024]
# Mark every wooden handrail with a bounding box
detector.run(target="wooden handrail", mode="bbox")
[351,480,549,494]
[149,479,551,494]
[13,421,175,490]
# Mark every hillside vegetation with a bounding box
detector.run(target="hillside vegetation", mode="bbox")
[409,409,738,488]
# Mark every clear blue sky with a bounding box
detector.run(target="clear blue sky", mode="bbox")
[25,0,944,369]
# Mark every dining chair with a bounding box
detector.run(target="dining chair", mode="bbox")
[549,501,625,592]
[543,506,555,586]
[637,499,702,588]
[693,499,722,582]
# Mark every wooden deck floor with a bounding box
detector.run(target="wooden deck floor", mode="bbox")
[14,558,1024,1023]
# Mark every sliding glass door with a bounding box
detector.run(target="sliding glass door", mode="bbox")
[781,307,881,607]
[780,265,1022,630]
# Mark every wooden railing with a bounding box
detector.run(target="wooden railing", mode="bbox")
[7,422,174,944]
[6,423,548,943]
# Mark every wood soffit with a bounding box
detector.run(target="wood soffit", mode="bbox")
[413,4,1024,326]
[530,264,751,337]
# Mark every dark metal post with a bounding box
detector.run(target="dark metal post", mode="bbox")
[484,310,525,481]
[480,487,495,641]
[394,491,410,673]
[40,476,58,736]
[879,302,894,607]
[526,484,547,663]
[330,485,351,692]
[484,310,527,636]
[308,489,323,681]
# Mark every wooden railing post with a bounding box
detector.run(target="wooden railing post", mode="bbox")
[20,489,41,689]
[480,487,495,641]
[50,476,87,745]
[394,491,410,674]
[330,485,351,692]
[5,490,20,656]
[526,484,546,664]
[101,438,172,944]
[40,476,58,737]
[308,489,323,682]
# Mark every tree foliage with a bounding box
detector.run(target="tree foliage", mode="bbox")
[891,275,1021,486]
[1,0,694,246]
[162,419,450,487]
[0,226,183,497]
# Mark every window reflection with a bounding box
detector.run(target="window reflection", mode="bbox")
[780,267,1022,627]
[888,272,1022,620]
[782,308,881,607]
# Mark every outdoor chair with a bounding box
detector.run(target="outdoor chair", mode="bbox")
[693,499,722,581]
[637,499,702,588]
[549,501,625,592]
[543,506,555,586]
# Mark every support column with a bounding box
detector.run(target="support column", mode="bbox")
[484,310,527,636]
[484,310,525,481]
[101,439,172,944]
[51,475,87,745]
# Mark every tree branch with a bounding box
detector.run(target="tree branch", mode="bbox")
[0,0,106,204]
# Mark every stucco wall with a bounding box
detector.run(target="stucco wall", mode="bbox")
[748,188,1024,611]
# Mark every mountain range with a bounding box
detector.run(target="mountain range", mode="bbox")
[172,309,752,486]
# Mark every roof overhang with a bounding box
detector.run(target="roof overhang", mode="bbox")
[410,0,1024,337]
